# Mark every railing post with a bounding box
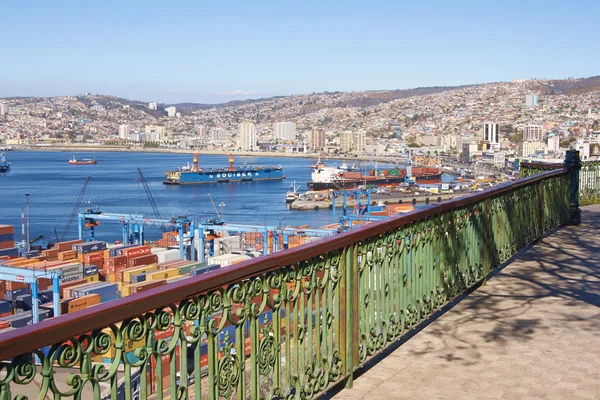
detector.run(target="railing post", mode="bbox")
[564,150,582,225]
[340,244,358,388]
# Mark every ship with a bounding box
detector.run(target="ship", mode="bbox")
[307,162,442,191]
[164,154,285,185]
[286,181,302,203]
[69,156,97,165]
[0,153,10,175]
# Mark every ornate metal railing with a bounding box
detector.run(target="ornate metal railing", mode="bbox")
[520,154,599,206]
[0,168,574,400]
[580,161,600,206]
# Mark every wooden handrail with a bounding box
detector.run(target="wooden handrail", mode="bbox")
[0,168,570,360]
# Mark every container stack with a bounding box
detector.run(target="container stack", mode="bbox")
[0,225,18,260]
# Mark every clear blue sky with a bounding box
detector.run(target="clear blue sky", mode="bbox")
[1,0,598,104]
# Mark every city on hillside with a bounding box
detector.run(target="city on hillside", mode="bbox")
[1,77,600,170]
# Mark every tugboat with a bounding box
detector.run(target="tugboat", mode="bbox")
[0,153,10,175]
[286,181,302,203]
[69,156,97,165]
[164,154,284,185]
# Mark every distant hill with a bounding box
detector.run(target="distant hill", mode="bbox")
[536,76,600,96]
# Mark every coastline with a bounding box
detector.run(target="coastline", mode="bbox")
[16,145,402,163]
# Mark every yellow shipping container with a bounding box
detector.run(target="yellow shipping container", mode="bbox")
[95,326,145,358]
[122,265,159,283]
[105,273,118,283]
[84,274,99,283]
[149,268,180,281]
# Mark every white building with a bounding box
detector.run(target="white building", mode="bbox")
[481,151,506,168]
[547,135,560,154]
[525,93,538,107]
[353,131,366,153]
[211,128,227,142]
[0,103,6,116]
[523,125,544,142]
[517,141,545,157]
[148,102,158,110]
[482,122,499,143]
[462,141,478,161]
[118,124,130,140]
[145,125,166,140]
[274,122,296,141]
[198,126,205,139]
[166,106,177,117]
[238,122,257,151]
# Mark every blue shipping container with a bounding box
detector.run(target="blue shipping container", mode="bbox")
[129,272,148,284]
[83,265,99,277]
[190,264,220,276]
[73,241,107,254]
[0,233,14,242]
[23,250,40,258]
[0,300,13,314]
[2,310,50,328]
[0,247,18,258]
[72,283,118,303]
[4,288,29,301]
[16,294,32,311]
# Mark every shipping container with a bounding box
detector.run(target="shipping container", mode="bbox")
[16,294,32,311]
[1,309,50,328]
[189,264,221,276]
[121,280,166,297]
[61,294,101,314]
[81,251,104,265]
[84,274,100,283]
[57,250,77,261]
[41,248,59,259]
[105,255,127,271]
[83,265,99,277]
[54,239,84,252]
[127,254,158,268]
[120,245,151,259]
[0,240,15,250]
[121,265,159,283]
[0,300,13,314]
[72,283,119,303]
[73,241,107,254]
[156,249,180,264]
[0,225,15,236]
[148,268,180,282]
[60,279,87,298]
[0,321,10,330]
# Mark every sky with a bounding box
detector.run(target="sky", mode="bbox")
[1,0,599,104]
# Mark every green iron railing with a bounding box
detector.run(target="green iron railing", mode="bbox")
[520,152,599,206]
[0,167,575,400]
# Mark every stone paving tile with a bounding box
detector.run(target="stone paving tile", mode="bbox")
[333,205,600,400]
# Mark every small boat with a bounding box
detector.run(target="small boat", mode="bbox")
[0,153,10,175]
[286,181,302,203]
[69,156,97,165]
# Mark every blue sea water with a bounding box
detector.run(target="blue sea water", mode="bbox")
[0,151,452,244]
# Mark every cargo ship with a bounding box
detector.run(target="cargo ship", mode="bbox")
[164,154,285,185]
[0,153,10,175]
[69,156,97,165]
[307,162,442,191]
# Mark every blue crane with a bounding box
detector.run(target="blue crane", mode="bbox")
[137,168,167,232]
[60,176,91,242]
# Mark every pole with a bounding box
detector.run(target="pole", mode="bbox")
[21,208,25,254]
[52,275,61,317]
[25,193,30,252]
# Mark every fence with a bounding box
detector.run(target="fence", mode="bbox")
[520,152,600,206]
[0,167,574,400]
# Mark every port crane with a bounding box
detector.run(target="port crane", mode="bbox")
[137,168,167,232]
[59,176,91,242]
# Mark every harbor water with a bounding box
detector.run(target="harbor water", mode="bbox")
[0,151,454,243]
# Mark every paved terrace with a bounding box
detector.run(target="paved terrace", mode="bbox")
[333,205,600,400]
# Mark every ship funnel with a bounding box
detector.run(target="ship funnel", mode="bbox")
[193,153,199,171]
[228,154,235,171]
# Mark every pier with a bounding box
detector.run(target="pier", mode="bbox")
[290,192,467,210]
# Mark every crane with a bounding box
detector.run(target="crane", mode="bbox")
[137,168,167,232]
[60,176,91,242]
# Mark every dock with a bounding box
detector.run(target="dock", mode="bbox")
[289,192,467,210]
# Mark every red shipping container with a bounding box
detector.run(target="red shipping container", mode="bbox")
[121,246,151,259]
[131,280,166,295]
[5,281,28,291]
[105,256,127,269]
[41,249,59,258]
[0,241,15,250]
[55,240,84,252]
[127,254,158,268]
[0,321,10,330]
[0,225,14,235]
[83,251,104,265]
